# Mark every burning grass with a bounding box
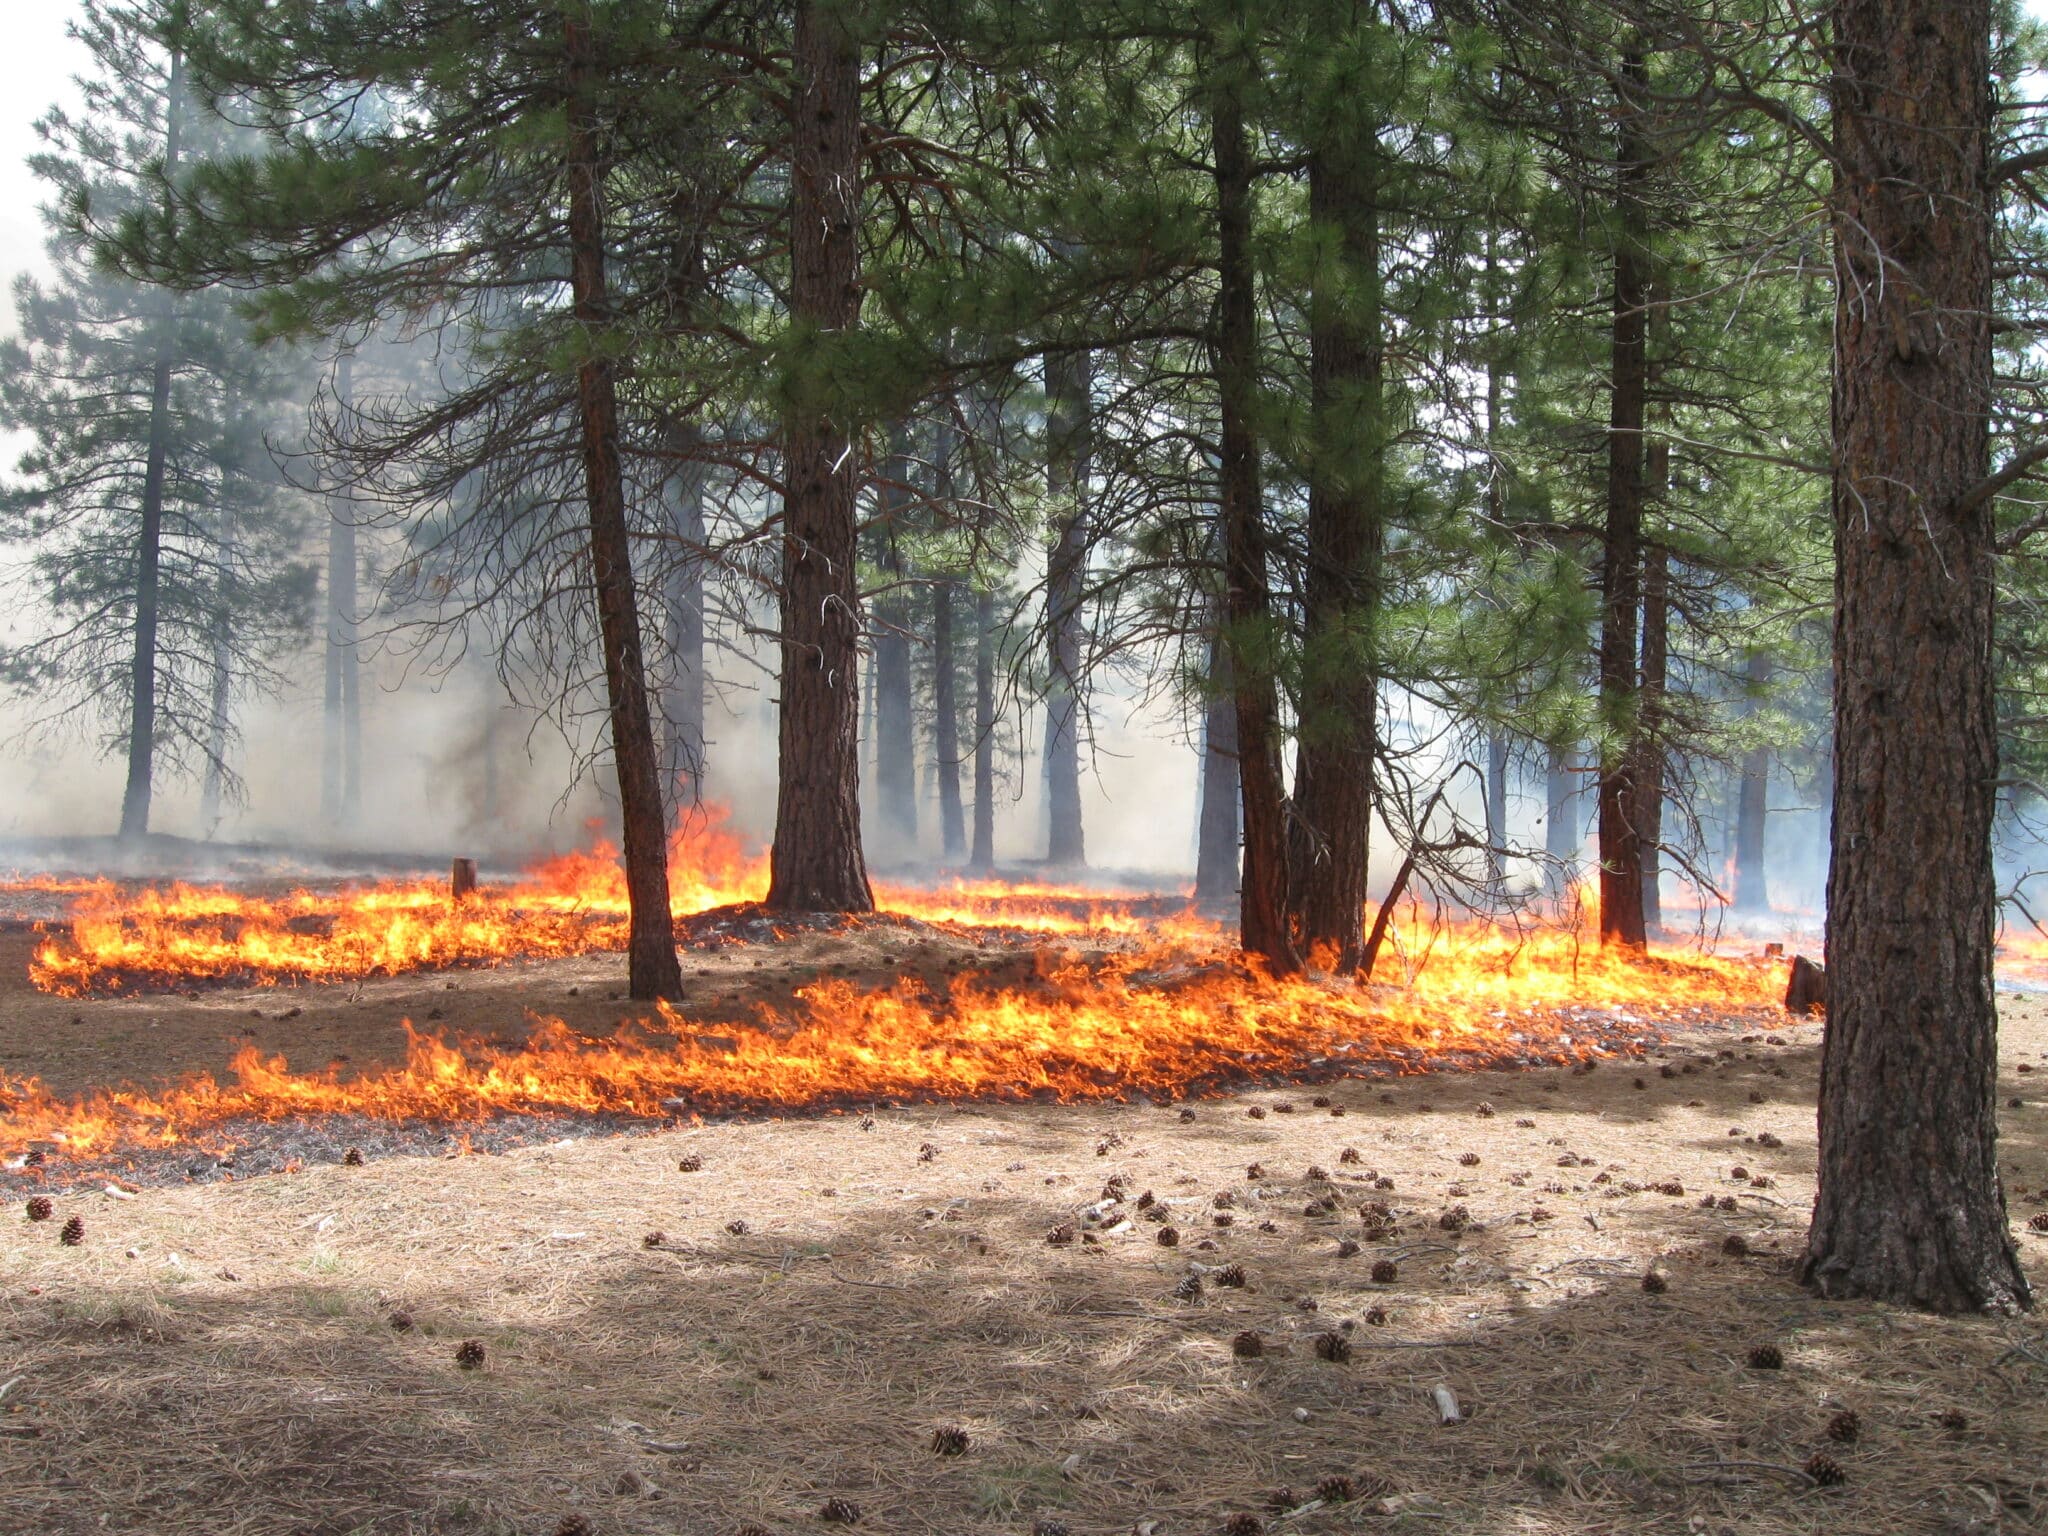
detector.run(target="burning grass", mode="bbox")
[7,1002,2048,1536]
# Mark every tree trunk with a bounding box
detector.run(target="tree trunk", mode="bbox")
[1637,542,1668,929]
[1596,49,1650,950]
[1195,626,1241,907]
[118,49,184,843]
[932,577,966,860]
[1484,732,1509,885]
[1291,137,1383,970]
[873,432,918,851]
[199,506,234,834]
[970,583,997,873]
[1043,351,1090,868]
[564,17,682,999]
[659,421,707,819]
[767,0,873,914]
[1545,742,1579,873]
[1800,0,2026,1313]
[1213,82,1295,972]
[1733,651,1771,912]
[322,348,363,831]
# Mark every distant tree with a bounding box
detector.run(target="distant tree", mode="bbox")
[0,0,313,839]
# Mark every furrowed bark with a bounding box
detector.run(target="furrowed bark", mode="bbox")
[1801,0,2027,1312]
[1212,81,1296,973]
[767,0,873,913]
[1291,136,1384,971]
[564,17,682,999]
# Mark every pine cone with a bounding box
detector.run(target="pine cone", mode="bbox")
[389,1310,414,1332]
[644,1231,666,1249]
[1803,1451,1845,1487]
[1311,1096,1331,1108]
[1336,1239,1360,1258]
[1939,1408,1969,1433]
[1032,1521,1069,1536]
[1246,1106,1267,1120]
[930,1424,970,1456]
[1313,1330,1351,1363]
[1305,1165,1330,1181]
[1245,1162,1265,1181]
[1641,1270,1668,1295]
[1338,1148,1361,1164]
[1437,1205,1469,1232]
[1213,1212,1235,1228]
[1370,1259,1398,1283]
[725,1219,748,1235]
[1215,1264,1247,1288]
[25,1196,52,1222]
[58,1215,83,1246]
[918,1142,937,1163]
[1363,1305,1389,1326]
[678,1154,703,1172]
[1826,1408,1860,1443]
[454,1339,486,1369]
[1459,1152,1480,1167]
[1476,1102,1496,1118]
[1173,1273,1203,1302]
[1179,1107,1197,1122]
[2028,1212,2048,1233]
[553,1517,593,1536]
[1722,1234,1749,1257]
[1315,1474,1355,1503]
[1747,1342,1783,1370]
[1134,1189,1155,1209]
[1156,1226,1180,1248]
[1046,1223,1076,1246]
[1232,1329,1264,1359]
[1224,1513,1265,1535]
[343,1147,365,1167]
[818,1498,861,1524]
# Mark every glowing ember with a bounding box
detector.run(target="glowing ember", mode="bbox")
[1,934,1786,1164]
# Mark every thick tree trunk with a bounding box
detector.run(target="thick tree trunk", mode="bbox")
[970,584,997,873]
[1800,0,2026,1312]
[564,18,682,999]
[1195,626,1241,907]
[1043,351,1090,868]
[1733,652,1771,912]
[768,0,873,913]
[1291,140,1383,970]
[659,421,707,818]
[119,50,184,844]
[1596,49,1650,950]
[1213,84,1296,972]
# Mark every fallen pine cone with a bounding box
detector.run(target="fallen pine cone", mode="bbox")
[1641,1270,1668,1295]
[930,1424,970,1456]
[1371,1259,1398,1283]
[1722,1234,1750,1257]
[1232,1330,1264,1359]
[1826,1408,1860,1443]
[1214,1263,1248,1288]
[455,1339,487,1369]
[1313,1331,1352,1363]
[677,1154,703,1172]
[818,1497,861,1524]
[725,1219,748,1236]
[343,1147,365,1167]
[643,1231,666,1249]
[25,1197,52,1222]
[59,1215,84,1246]
[1157,1226,1180,1248]
[1747,1342,1783,1370]
[1224,1513,1264,1535]
[388,1310,414,1331]
[1173,1273,1203,1302]
[553,1517,593,1536]
[1804,1451,1846,1487]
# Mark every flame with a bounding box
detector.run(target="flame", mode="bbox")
[1,927,1786,1161]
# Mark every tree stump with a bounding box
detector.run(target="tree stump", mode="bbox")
[1785,955,1828,1016]
[451,857,478,904]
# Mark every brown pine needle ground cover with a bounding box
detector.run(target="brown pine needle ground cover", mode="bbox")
[5,945,2048,1536]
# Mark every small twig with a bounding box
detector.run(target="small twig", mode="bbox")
[826,1268,915,1292]
[1675,1459,1819,1486]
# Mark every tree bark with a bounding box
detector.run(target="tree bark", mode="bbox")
[1596,48,1650,950]
[1291,137,1383,970]
[1043,350,1090,868]
[1732,652,1771,913]
[1195,626,1241,907]
[970,583,998,873]
[767,0,873,913]
[1212,81,1296,972]
[118,49,184,843]
[564,17,682,999]
[1800,0,2027,1312]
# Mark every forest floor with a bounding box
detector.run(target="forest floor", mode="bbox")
[3,917,2048,1536]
